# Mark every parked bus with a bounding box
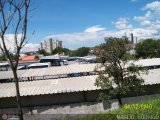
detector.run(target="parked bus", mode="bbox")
[27,63,51,69]
[39,56,61,66]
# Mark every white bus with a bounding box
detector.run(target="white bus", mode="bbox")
[27,63,51,69]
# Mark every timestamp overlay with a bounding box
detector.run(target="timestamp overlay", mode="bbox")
[116,103,159,120]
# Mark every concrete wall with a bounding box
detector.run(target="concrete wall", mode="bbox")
[0,91,100,108]
[0,84,160,120]
[0,84,160,108]
[0,94,159,120]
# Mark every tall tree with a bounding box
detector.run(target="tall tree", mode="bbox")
[0,0,31,119]
[52,47,69,55]
[37,48,50,56]
[135,39,160,58]
[75,47,90,57]
[95,38,146,106]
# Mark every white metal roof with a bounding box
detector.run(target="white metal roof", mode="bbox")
[0,58,160,80]
[0,68,160,98]
[126,58,160,68]
[80,56,97,60]
[0,62,9,67]
[40,56,60,60]
[140,69,160,85]
[28,63,50,67]
[0,64,97,80]
[0,75,100,98]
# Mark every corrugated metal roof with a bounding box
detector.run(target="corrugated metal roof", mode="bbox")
[125,58,160,68]
[0,62,9,67]
[40,56,60,60]
[0,75,100,98]
[140,69,160,85]
[0,64,97,80]
[0,58,160,80]
[0,68,160,98]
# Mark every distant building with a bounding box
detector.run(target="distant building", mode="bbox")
[130,33,134,43]
[19,55,38,62]
[53,40,62,49]
[41,38,62,53]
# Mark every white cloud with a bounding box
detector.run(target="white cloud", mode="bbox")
[134,11,152,26]
[0,34,22,52]
[113,18,133,30]
[84,25,106,33]
[142,1,160,11]
[43,1,160,49]
[1,1,160,51]
[134,1,160,31]
[0,34,39,53]
[45,25,158,49]
[22,43,39,52]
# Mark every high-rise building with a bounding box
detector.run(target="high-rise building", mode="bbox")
[53,40,62,49]
[41,38,62,53]
[130,33,134,43]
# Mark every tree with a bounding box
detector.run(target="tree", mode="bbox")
[0,54,6,61]
[95,37,146,106]
[0,0,31,119]
[75,47,90,57]
[135,39,160,58]
[52,47,69,55]
[68,50,77,57]
[37,48,50,56]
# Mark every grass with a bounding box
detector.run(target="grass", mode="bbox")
[76,97,160,120]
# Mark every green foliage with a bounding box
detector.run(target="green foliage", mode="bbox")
[54,47,90,57]
[76,97,160,120]
[68,47,90,57]
[0,53,16,62]
[95,37,145,105]
[39,47,90,57]
[37,49,50,56]
[52,47,70,55]
[0,54,6,61]
[135,39,160,58]
[75,47,90,57]
[68,50,77,57]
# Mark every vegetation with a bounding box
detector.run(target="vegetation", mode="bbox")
[76,97,160,120]
[67,47,90,57]
[52,47,70,55]
[75,47,90,57]
[68,50,77,57]
[0,0,31,119]
[38,46,90,57]
[37,49,50,56]
[135,39,160,58]
[95,37,146,106]
[0,54,6,62]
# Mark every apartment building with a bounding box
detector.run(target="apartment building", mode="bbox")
[41,38,62,53]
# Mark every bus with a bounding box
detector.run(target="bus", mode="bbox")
[27,63,51,69]
[39,56,61,66]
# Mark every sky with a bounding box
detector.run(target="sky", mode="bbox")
[2,0,160,51]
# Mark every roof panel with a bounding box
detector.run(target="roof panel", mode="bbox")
[0,64,98,80]
[0,68,160,98]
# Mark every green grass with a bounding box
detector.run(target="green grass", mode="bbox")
[76,97,160,120]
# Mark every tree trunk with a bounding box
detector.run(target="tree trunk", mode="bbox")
[116,94,123,106]
[12,69,23,120]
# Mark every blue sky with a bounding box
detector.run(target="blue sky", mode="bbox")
[26,0,160,50]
